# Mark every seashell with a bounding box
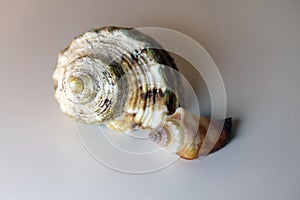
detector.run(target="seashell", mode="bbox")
[149,108,231,160]
[53,26,231,159]
[53,27,180,131]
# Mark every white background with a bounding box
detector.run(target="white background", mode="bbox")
[0,0,300,199]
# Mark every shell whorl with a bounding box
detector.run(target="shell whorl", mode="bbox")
[149,127,170,147]
[148,108,196,154]
[53,27,180,128]
[53,44,124,124]
[147,108,202,159]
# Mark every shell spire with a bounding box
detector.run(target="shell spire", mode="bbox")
[149,127,170,147]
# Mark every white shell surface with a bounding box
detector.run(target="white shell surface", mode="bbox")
[53,27,180,130]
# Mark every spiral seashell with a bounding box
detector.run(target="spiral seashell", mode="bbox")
[53,26,232,160]
[149,127,171,147]
[149,108,232,160]
[53,27,180,130]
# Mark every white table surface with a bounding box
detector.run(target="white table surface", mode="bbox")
[1,0,300,199]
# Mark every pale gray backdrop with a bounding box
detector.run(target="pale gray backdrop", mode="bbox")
[0,0,299,199]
